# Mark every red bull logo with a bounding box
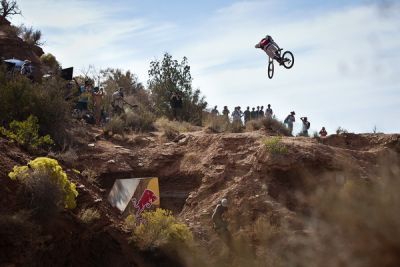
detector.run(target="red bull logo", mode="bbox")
[132,189,157,216]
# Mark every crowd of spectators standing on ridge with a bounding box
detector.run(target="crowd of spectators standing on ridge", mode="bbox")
[210,105,328,137]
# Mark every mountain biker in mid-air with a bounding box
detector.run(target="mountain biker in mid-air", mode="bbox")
[255,35,282,64]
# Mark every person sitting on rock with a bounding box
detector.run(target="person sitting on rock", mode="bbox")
[319,127,328,137]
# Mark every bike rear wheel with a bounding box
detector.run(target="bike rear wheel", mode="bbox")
[282,51,294,69]
[268,60,274,79]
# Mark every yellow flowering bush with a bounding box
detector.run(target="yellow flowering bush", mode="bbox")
[9,157,78,209]
[0,115,53,150]
[132,208,193,249]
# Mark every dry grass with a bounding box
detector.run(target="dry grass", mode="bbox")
[261,117,291,136]
[155,117,198,133]
[264,136,288,154]
[204,115,230,133]
[81,168,98,184]
[125,108,156,132]
[54,148,78,165]
[104,116,125,136]
[78,208,101,224]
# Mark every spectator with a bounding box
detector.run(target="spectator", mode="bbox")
[266,104,273,117]
[244,106,251,124]
[319,127,328,137]
[284,111,296,135]
[259,106,265,118]
[300,117,311,136]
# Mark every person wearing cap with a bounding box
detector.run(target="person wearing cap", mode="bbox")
[319,127,328,137]
[300,116,310,136]
[112,87,125,115]
[266,104,273,118]
[244,106,251,124]
[284,111,296,135]
[212,198,229,231]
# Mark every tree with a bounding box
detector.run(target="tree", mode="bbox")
[40,53,60,73]
[0,0,21,19]
[100,68,143,96]
[148,53,207,124]
[18,24,43,46]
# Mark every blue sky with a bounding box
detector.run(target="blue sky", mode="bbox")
[11,0,400,134]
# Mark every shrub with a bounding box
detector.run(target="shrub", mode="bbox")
[78,208,100,224]
[22,170,63,220]
[55,148,78,165]
[0,70,71,145]
[245,119,263,131]
[204,115,230,133]
[313,131,319,138]
[261,117,291,136]
[0,115,53,150]
[82,168,98,184]
[9,157,78,209]
[155,117,197,132]
[229,120,244,133]
[336,126,348,135]
[125,108,156,132]
[104,116,125,136]
[0,211,39,262]
[131,208,193,249]
[264,136,288,154]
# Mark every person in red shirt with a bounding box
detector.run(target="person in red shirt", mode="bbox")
[319,127,328,137]
[255,35,282,63]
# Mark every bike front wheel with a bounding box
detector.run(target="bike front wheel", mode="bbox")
[282,51,294,69]
[268,60,274,79]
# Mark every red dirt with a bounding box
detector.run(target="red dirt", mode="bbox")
[1,123,399,266]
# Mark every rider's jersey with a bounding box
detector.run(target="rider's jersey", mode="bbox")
[259,38,270,49]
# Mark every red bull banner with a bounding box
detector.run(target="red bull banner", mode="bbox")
[108,177,160,215]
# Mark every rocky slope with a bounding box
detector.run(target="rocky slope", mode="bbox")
[1,124,399,266]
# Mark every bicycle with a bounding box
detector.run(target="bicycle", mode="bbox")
[267,48,294,79]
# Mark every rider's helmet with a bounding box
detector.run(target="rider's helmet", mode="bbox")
[265,35,272,40]
[221,198,228,207]
[291,111,295,115]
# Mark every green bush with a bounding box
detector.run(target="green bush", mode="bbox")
[125,107,156,132]
[264,136,288,154]
[0,68,71,145]
[0,115,53,150]
[131,208,193,249]
[9,157,78,209]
